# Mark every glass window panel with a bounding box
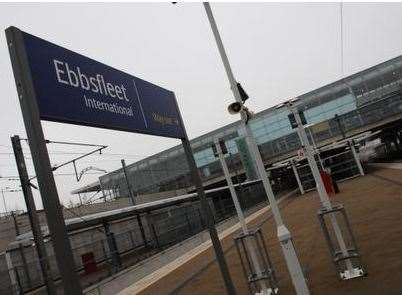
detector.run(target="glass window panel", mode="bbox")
[256,134,270,144]
[263,115,277,125]
[250,118,265,129]
[276,118,290,128]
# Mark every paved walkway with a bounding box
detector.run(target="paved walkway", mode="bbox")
[121,167,402,295]
[115,194,293,295]
[369,162,402,169]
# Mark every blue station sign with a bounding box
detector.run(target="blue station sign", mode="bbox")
[19,30,185,139]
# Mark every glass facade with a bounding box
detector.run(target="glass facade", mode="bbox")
[98,55,402,199]
[250,108,292,145]
[304,94,356,124]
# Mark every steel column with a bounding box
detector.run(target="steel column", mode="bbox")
[181,137,236,295]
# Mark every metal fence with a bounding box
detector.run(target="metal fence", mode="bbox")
[297,149,361,192]
[3,180,282,294]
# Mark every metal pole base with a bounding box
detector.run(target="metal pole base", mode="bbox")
[317,204,366,280]
[255,287,279,295]
[234,228,279,295]
[340,266,365,280]
[277,225,310,295]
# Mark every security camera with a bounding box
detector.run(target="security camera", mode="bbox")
[227,101,243,114]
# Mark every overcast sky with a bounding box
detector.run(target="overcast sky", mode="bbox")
[1,2,402,213]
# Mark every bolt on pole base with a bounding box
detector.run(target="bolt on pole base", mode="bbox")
[340,267,365,280]
[317,203,367,280]
[234,228,279,295]
[255,288,279,295]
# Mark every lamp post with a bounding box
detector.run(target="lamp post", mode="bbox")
[203,3,310,294]
[287,101,364,279]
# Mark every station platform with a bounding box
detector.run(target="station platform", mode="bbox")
[115,166,402,295]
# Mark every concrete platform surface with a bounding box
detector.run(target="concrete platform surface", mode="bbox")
[119,167,402,295]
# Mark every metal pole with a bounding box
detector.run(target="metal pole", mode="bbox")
[103,222,121,272]
[335,114,346,139]
[349,140,364,176]
[1,189,8,215]
[307,127,324,169]
[121,159,135,205]
[203,3,310,294]
[99,178,107,202]
[172,94,235,294]
[11,211,33,289]
[121,159,147,246]
[290,104,354,273]
[6,27,82,294]
[291,160,305,195]
[214,139,270,294]
[11,135,57,294]
[78,193,83,206]
[181,137,236,295]
[215,139,248,232]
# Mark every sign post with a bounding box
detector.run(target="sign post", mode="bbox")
[6,26,234,294]
[6,27,83,294]
[181,137,236,295]
[174,97,236,295]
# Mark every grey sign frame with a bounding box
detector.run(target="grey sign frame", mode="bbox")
[6,26,83,294]
[6,26,235,294]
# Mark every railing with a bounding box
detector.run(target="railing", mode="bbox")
[296,149,361,192]
[261,91,402,162]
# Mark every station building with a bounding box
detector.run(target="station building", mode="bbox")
[74,54,402,203]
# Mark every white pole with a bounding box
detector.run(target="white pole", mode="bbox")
[291,160,305,195]
[307,127,324,169]
[204,3,310,294]
[349,140,364,176]
[214,139,270,294]
[1,189,8,215]
[215,139,248,232]
[289,103,354,273]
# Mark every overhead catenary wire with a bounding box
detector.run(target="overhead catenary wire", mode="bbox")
[340,2,344,77]
[0,163,190,173]
[1,171,106,180]
[0,151,174,159]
